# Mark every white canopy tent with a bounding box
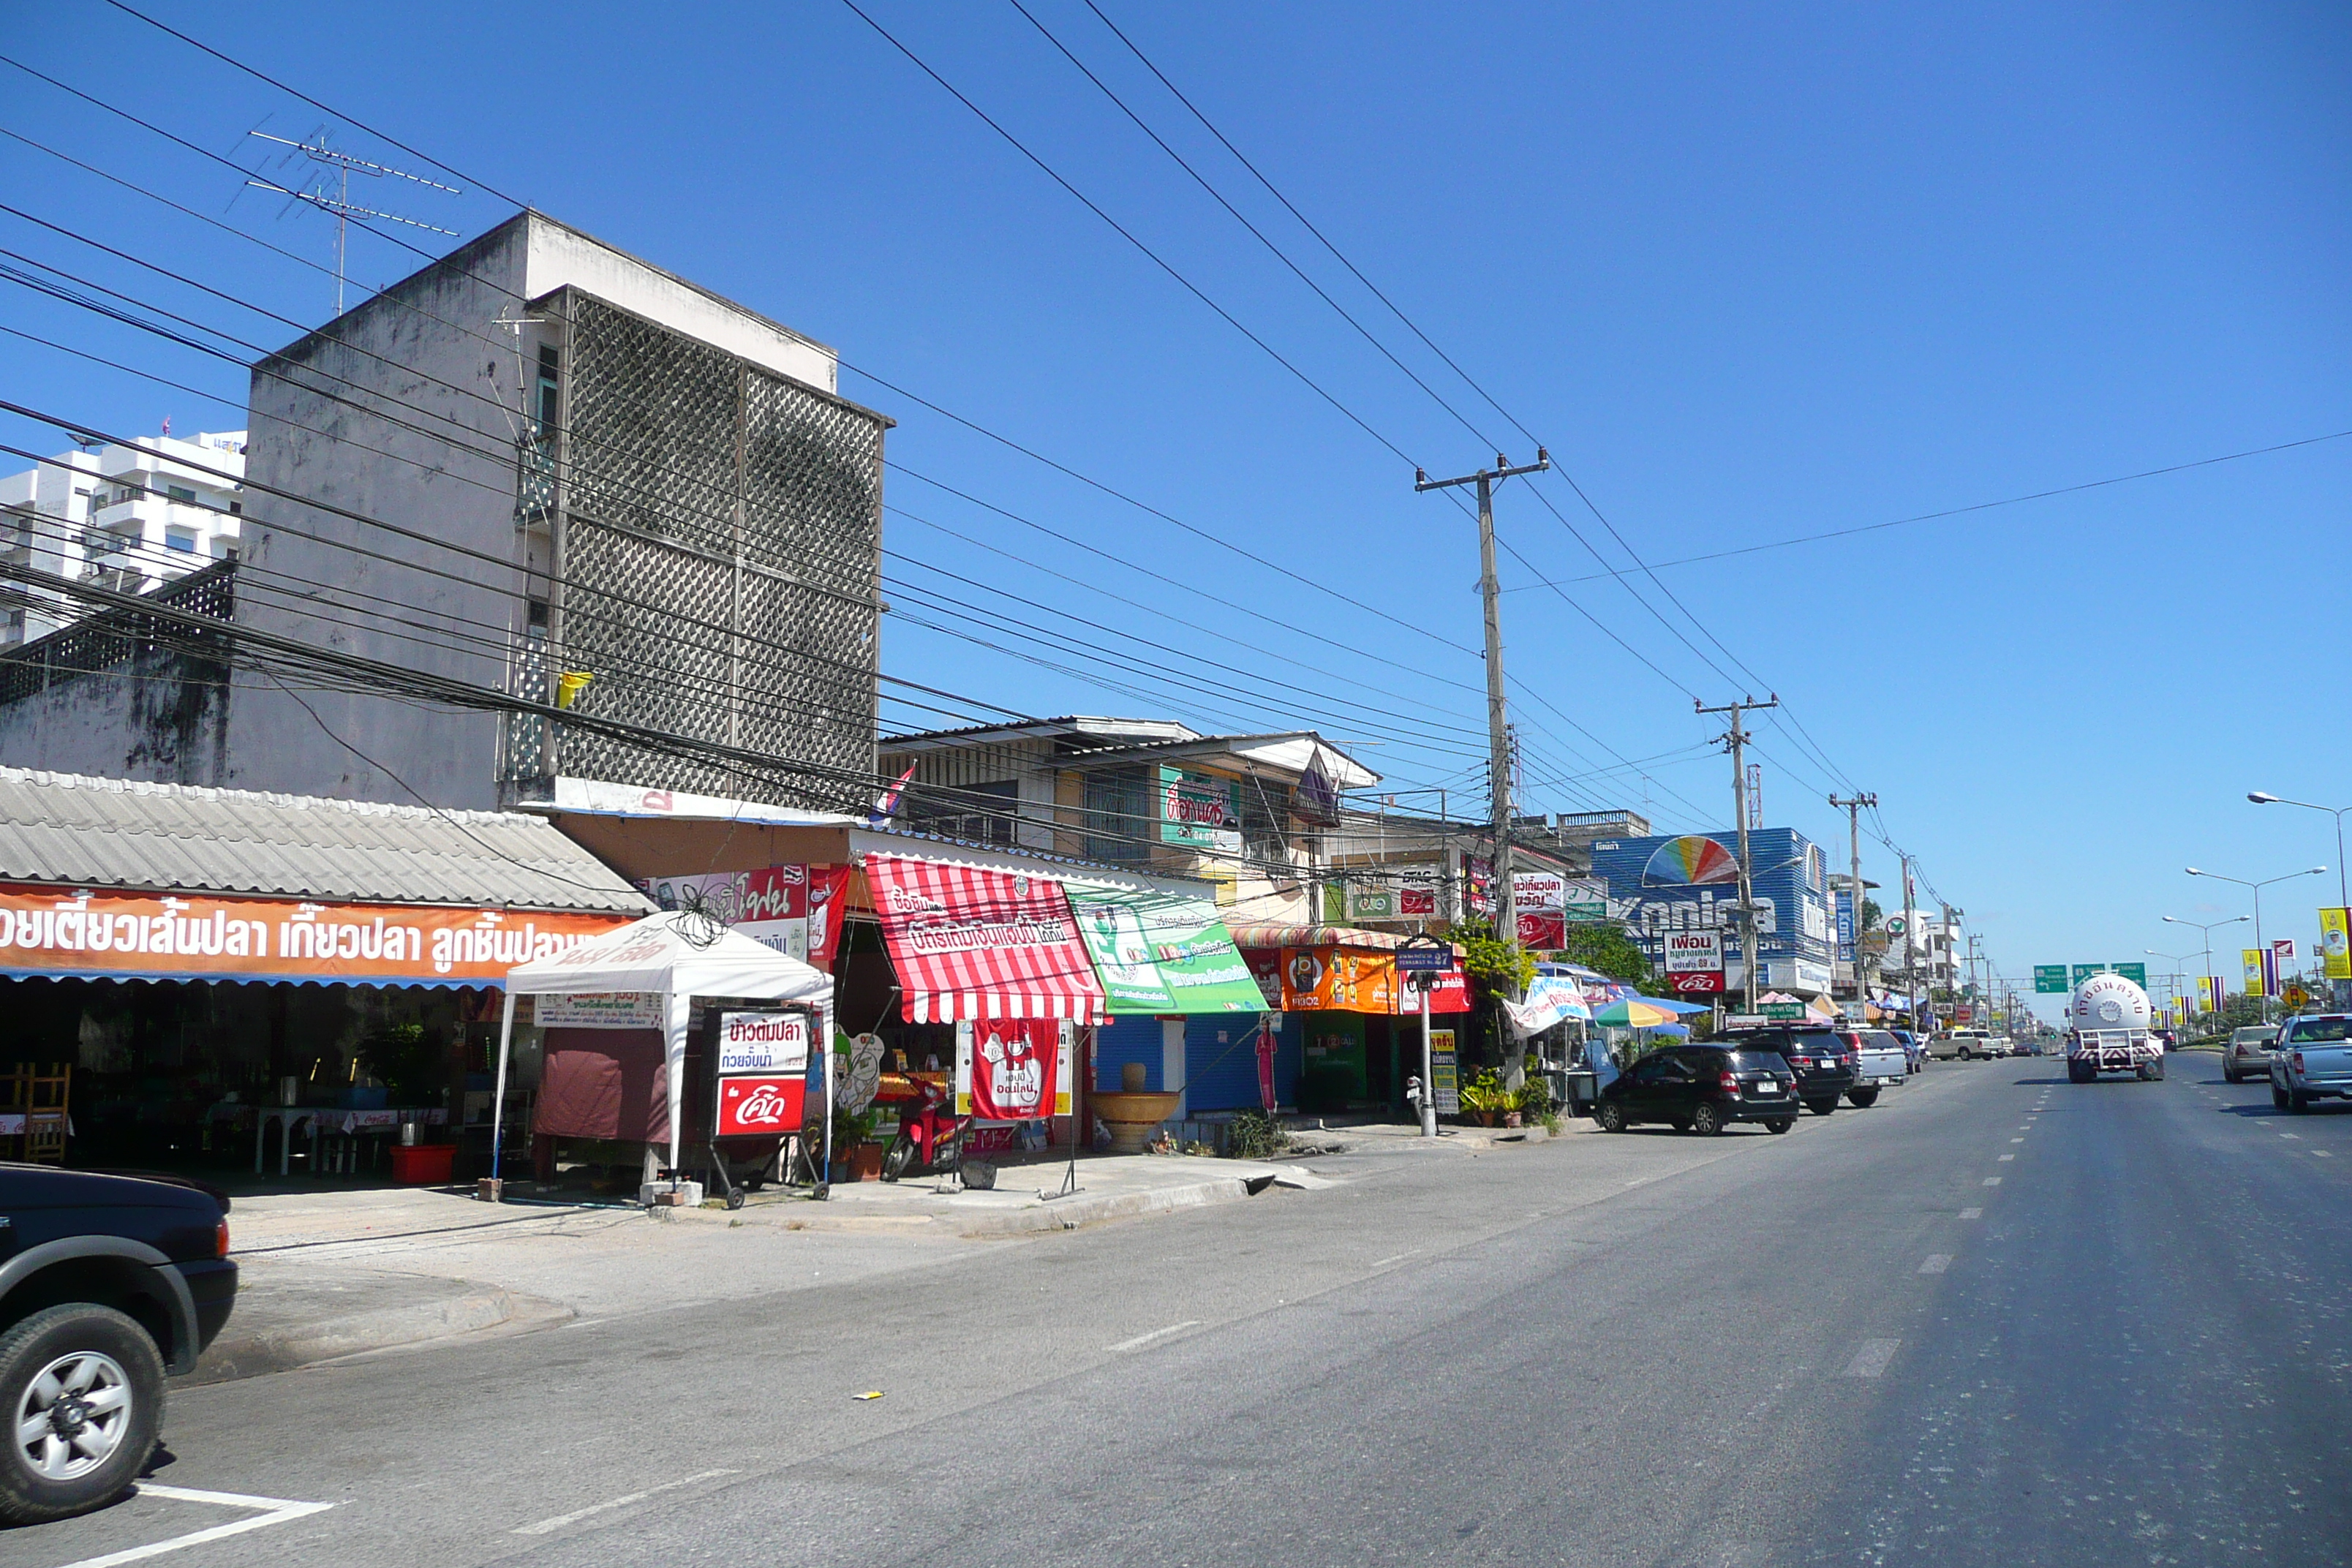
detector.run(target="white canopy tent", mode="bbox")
[492,911,835,1181]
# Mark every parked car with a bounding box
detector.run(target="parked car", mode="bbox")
[2270,1014,2352,1113]
[1722,1025,1859,1115]
[0,1166,238,1524]
[1850,1031,1910,1105]
[1888,1028,1925,1072]
[1940,1029,1999,1060]
[2224,1025,2279,1084]
[1591,1044,1802,1136]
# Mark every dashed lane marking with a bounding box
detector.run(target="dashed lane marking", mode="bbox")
[51,1485,334,1568]
[1998,1154,2015,1161]
[1368,1252,1418,1268]
[1959,1207,1983,1219]
[2011,1137,2026,1142]
[1844,1338,1901,1377]
[1983,1177,2002,1186]
[513,1470,739,1536]
[1105,1320,1202,1354]
[1918,1254,1953,1274]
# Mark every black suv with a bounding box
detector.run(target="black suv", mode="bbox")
[0,1166,238,1523]
[1723,1025,1859,1115]
[1593,1044,1802,1136]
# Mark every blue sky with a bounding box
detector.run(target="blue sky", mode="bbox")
[1,1,2346,1014]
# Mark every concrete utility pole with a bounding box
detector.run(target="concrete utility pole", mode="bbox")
[1902,856,1918,1027]
[1697,696,1778,1014]
[1830,791,1877,1015]
[1417,451,1548,967]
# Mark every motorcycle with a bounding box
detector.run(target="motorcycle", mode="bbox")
[881,1075,970,1181]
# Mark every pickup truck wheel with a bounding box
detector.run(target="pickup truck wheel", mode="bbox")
[1846,1089,1880,1108]
[2289,1089,2312,1115]
[1690,1102,1725,1137]
[0,1304,164,1526]
[1595,1101,1627,1134]
[2272,1082,2291,1111]
[1764,1117,1794,1134]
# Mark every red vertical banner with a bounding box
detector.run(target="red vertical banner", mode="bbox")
[806,864,853,968]
[963,1017,1064,1122]
[1256,1025,1278,1111]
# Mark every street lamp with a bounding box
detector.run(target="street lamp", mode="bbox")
[2183,867,2327,1019]
[2248,794,2351,910]
[2146,947,2201,1025]
[2162,913,2250,1026]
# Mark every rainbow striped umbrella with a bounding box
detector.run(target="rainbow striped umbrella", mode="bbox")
[1592,998,1686,1028]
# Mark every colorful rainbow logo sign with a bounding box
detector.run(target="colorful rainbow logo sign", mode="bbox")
[1641,834,1740,886]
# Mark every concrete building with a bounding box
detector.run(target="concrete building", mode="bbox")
[0,211,889,813]
[875,717,1378,923]
[0,430,246,646]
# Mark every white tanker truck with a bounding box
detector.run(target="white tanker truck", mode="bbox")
[2067,972,2163,1082]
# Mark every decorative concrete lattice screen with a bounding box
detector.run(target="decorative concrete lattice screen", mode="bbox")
[532,291,884,810]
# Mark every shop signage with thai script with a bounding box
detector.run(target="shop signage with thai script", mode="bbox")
[863,853,1106,1023]
[1066,886,1264,1014]
[1158,766,1243,852]
[0,883,627,985]
[717,1011,810,1073]
[538,992,664,1028]
[715,1076,804,1137]
[639,865,852,966]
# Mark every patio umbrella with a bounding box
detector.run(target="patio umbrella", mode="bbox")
[1592,998,1685,1028]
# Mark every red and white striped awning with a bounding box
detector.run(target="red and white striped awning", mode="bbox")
[862,852,1106,1025]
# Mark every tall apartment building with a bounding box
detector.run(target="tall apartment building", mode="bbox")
[0,430,246,646]
[0,212,889,810]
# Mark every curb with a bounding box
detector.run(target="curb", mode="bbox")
[953,1173,1259,1237]
[187,1284,570,1384]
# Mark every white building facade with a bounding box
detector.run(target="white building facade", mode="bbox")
[0,431,246,646]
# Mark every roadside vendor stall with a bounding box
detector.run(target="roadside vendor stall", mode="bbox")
[491,909,834,1197]
[1225,924,1472,1117]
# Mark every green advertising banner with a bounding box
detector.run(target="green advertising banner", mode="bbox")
[2034,965,2070,994]
[1156,766,1243,851]
[1067,886,1267,1014]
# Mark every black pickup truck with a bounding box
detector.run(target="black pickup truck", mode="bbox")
[0,1165,238,1523]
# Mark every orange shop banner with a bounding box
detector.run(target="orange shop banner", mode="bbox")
[1281,946,1398,1013]
[0,883,631,986]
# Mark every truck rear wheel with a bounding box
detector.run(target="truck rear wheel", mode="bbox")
[2068,1059,2093,1083]
[1846,1089,1879,1108]
[2146,1056,2165,1081]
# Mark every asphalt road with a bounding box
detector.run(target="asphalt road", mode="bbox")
[12,1053,2350,1568]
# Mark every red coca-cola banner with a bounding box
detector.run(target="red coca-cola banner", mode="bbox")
[964,1017,1063,1122]
[715,1076,805,1137]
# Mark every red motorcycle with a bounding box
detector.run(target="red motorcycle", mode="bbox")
[881,1076,970,1181]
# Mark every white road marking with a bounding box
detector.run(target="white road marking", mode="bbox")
[1959,1207,1983,1218]
[1105,1320,1202,1354]
[1997,1154,2015,1161]
[53,1485,333,1568]
[1844,1338,1901,1377]
[513,1469,737,1536]
[1369,1251,1417,1268]
[1983,1177,2002,1186]
[1918,1254,1953,1274]
[2010,1137,2026,1143]
[2315,1150,2333,1158]
[2279,1133,2302,1140]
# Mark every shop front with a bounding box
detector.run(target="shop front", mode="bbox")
[0,768,647,1177]
[1226,924,1472,1117]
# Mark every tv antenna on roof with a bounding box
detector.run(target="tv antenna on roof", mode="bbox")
[245,127,461,317]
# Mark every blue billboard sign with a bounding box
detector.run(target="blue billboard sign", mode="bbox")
[1586,828,1834,992]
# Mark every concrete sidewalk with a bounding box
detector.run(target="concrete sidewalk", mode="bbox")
[195,1150,1312,1382]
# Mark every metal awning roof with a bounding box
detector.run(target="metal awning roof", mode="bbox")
[0,768,651,915]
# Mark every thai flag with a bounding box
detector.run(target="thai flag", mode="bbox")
[867,763,919,828]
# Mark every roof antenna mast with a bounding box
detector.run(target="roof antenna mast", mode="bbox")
[246,127,462,316]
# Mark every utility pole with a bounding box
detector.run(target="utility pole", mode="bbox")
[1830,791,1877,1017]
[1417,450,1548,970]
[1901,854,1918,1028]
[1697,696,1778,1014]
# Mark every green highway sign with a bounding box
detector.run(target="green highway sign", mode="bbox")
[1757,1002,1805,1020]
[2034,965,2069,994]
[2071,963,2108,987]
[2113,962,2146,987]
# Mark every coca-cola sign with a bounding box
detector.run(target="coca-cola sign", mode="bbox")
[716,1075,805,1137]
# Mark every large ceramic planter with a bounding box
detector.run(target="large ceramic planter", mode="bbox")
[1090,1090,1181,1155]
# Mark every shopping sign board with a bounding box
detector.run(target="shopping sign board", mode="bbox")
[1512,872,1567,912]
[715,1075,804,1137]
[1757,1001,1804,1019]
[1158,766,1243,852]
[1662,930,1723,995]
[2034,965,2070,994]
[717,1011,808,1074]
[956,1017,1073,1122]
[1066,886,1264,1014]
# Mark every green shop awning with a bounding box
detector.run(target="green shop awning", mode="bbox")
[1067,886,1267,1014]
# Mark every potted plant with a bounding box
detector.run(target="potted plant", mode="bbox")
[1458,1068,1507,1126]
[833,1104,886,1181]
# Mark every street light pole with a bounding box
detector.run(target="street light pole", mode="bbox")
[2184,867,2326,1020]
[2162,913,2250,1030]
[2250,794,2352,1006]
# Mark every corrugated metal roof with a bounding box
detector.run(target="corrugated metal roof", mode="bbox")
[0,768,651,915]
